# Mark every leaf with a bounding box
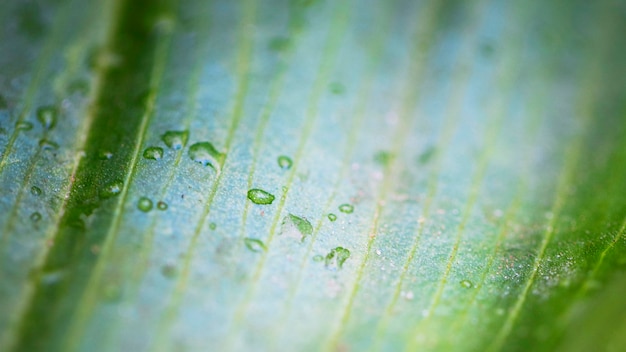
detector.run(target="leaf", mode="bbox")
[1,0,625,351]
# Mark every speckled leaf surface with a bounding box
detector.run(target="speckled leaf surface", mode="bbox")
[1,0,626,351]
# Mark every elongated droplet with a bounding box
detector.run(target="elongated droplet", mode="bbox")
[157,201,168,210]
[137,197,153,212]
[162,130,189,150]
[277,155,293,170]
[36,106,58,129]
[16,121,33,131]
[31,186,42,196]
[244,238,266,252]
[30,212,42,222]
[101,180,123,198]
[188,142,224,169]
[328,213,337,222]
[39,139,59,150]
[282,214,313,241]
[143,146,163,160]
[325,247,350,269]
[247,188,275,205]
[460,280,473,289]
[339,203,354,214]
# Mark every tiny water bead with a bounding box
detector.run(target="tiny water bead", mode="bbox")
[244,238,266,253]
[325,247,350,269]
[39,139,59,150]
[157,201,168,210]
[339,203,354,214]
[30,212,42,222]
[277,155,293,170]
[374,151,394,166]
[283,214,313,241]
[161,130,189,150]
[209,222,217,230]
[98,150,113,160]
[328,213,337,222]
[161,264,177,278]
[188,141,224,168]
[31,186,42,196]
[137,197,153,212]
[16,121,33,131]
[143,146,163,160]
[329,82,345,94]
[460,280,474,289]
[313,255,324,262]
[100,180,123,198]
[247,188,275,205]
[36,106,58,129]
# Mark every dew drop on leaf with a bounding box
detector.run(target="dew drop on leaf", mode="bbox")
[16,121,33,131]
[244,238,266,252]
[188,141,224,168]
[329,82,345,95]
[36,106,58,129]
[247,188,275,205]
[98,150,113,160]
[161,264,177,278]
[39,139,59,150]
[313,255,324,262]
[161,130,189,150]
[325,247,350,269]
[157,201,168,210]
[282,214,313,241]
[137,197,153,212]
[100,180,123,198]
[328,213,337,221]
[209,222,217,230]
[30,212,41,222]
[460,280,474,289]
[339,203,354,214]
[30,186,42,196]
[277,155,293,170]
[143,146,163,160]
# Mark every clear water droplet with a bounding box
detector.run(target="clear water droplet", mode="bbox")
[460,280,473,289]
[283,214,313,241]
[30,212,42,222]
[209,222,217,230]
[247,188,275,205]
[39,139,59,150]
[277,155,293,170]
[339,204,354,214]
[328,213,337,222]
[98,150,113,160]
[313,254,324,262]
[188,141,224,168]
[325,247,350,269]
[157,201,168,210]
[244,238,266,252]
[161,130,189,150]
[31,186,42,196]
[137,197,153,212]
[143,146,163,160]
[161,264,177,278]
[101,180,123,198]
[16,121,33,131]
[36,106,58,129]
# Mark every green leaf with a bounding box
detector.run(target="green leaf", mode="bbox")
[1,0,625,351]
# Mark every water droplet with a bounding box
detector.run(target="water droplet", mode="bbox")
[157,201,168,210]
[161,264,177,278]
[244,238,266,252]
[143,146,163,160]
[161,130,189,150]
[339,204,354,214]
[329,82,345,95]
[313,255,324,262]
[283,214,313,241]
[277,155,293,170]
[325,247,350,269]
[36,106,58,129]
[98,150,113,160]
[247,188,275,205]
[209,222,217,230]
[39,139,59,150]
[418,146,436,164]
[374,151,394,166]
[328,213,337,221]
[460,280,473,289]
[30,212,42,222]
[31,186,42,196]
[101,180,123,198]
[188,141,224,168]
[137,197,153,212]
[16,121,33,131]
